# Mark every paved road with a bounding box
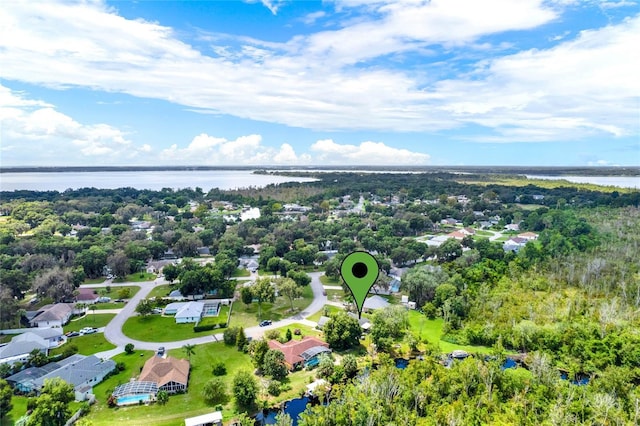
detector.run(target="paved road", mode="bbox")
[84,271,327,355]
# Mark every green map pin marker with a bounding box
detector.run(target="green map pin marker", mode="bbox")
[340,251,380,318]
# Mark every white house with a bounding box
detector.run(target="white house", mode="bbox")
[164,302,204,323]
[28,304,74,328]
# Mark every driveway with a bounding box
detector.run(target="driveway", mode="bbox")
[87,271,327,354]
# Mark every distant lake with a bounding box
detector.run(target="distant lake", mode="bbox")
[0,170,317,192]
[525,175,639,189]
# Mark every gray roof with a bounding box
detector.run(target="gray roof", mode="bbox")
[0,340,47,359]
[33,355,116,391]
[29,303,73,324]
[6,363,61,384]
[317,316,330,328]
[19,328,63,340]
[363,295,390,310]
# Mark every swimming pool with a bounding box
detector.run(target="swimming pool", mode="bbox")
[117,394,152,406]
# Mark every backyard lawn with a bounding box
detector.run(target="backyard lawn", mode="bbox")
[231,268,250,277]
[66,313,115,331]
[228,285,314,328]
[408,310,492,354]
[91,302,126,310]
[49,333,116,356]
[319,275,340,286]
[122,306,229,342]
[7,396,84,426]
[86,343,257,426]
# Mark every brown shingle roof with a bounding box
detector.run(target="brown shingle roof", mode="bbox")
[268,336,328,367]
[139,356,190,387]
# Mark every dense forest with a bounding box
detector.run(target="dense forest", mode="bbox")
[1,172,639,425]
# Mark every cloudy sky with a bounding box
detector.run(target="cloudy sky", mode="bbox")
[1,0,638,167]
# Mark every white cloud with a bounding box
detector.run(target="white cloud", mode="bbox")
[0,0,637,144]
[310,139,430,165]
[0,84,147,165]
[159,134,310,165]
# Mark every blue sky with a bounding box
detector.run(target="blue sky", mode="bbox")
[1,0,639,167]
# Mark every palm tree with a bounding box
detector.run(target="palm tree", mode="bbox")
[89,304,97,322]
[182,344,195,362]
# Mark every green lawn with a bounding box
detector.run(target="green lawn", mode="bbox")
[474,230,493,237]
[90,285,140,299]
[319,275,340,286]
[6,397,84,426]
[91,302,126,310]
[66,314,115,331]
[113,272,156,283]
[50,333,116,356]
[272,322,322,340]
[122,306,229,342]
[228,285,314,328]
[306,305,343,323]
[407,310,492,354]
[326,289,345,302]
[147,284,175,299]
[231,268,250,277]
[84,277,107,284]
[86,343,258,426]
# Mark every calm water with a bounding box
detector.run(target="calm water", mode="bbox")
[525,175,639,189]
[0,170,317,192]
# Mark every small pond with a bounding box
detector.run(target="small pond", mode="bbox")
[560,372,590,386]
[394,358,409,369]
[255,396,311,426]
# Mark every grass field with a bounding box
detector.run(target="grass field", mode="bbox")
[147,284,174,299]
[306,305,343,323]
[407,310,492,354]
[122,306,229,342]
[90,285,140,299]
[228,285,314,328]
[114,272,156,283]
[231,268,250,277]
[319,275,340,286]
[66,313,115,331]
[91,302,126,310]
[456,176,636,194]
[50,333,116,356]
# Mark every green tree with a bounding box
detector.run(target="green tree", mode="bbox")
[202,377,227,405]
[135,299,154,317]
[27,348,47,367]
[277,277,303,312]
[124,343,135,354]
[236,327,248,351]
[324,312,361,350]
[263,349,288,381]
[232,370,258,409]
[342,354,358,379]
[401,266,448,308]
[437,238,463,263]
[182,344,196,361]
[317,353,334,379]
[240,286,253,305]
[285,328,292,342]
[248,339,270,370]
[156,389,169,405]
[0,378,12,420]
[27,377,74,426]
[163,264,180,283]
[252,278,276,320]
[275,413,293,426]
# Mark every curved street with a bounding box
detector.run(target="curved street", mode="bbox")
[82,271,328,357]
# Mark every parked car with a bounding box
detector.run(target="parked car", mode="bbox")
[259,320,272,327]
[65,331,79,337]
[157,346,165,355]
[152,308,163,314]
[80,327,97,335]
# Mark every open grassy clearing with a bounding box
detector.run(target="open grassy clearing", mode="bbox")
[147,284,174,299]
[228,285,314,328]
[456,176,636,193]
[90,302,126,310]
[231,268,250,277]
[306,305,343,323]
[66,313,115,331]
[122,306,229,342]
[319,274,340,286]
[113,272,156,283]
[90,285,140,299]
[50,333,116,356]
[407,310,492,354]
